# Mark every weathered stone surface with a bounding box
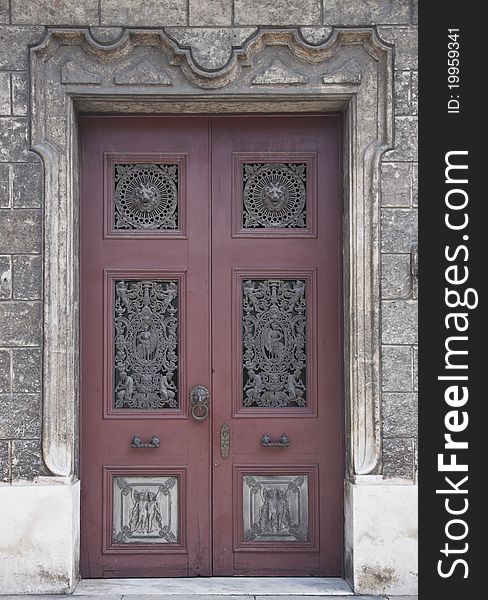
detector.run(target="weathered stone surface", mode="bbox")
[0,118,33,162]
[12,439,46,480]
[190,0,232,26]
[378,26,418,70]
[114,60,172,85]
[0,163,9,207]
[0,1,9,24]
[12,163,43,208]
[381,162,411,207]
[252,59,308,85]
[413,346,418,391]
[411,162,418,206]
[0,254,11,298]
[12,0,99,25]
[323,1,410,26]
[0,440,9,482]
[89,27,124,44]
[0,27,45,70]
[61,60,101,84]
[381,208,417,253]
[381,254,411,299]
[0,393,41,438]
[412,0,418,25]
[12,255,42,300]
[386,117,417,161]
[394,71,411,116]
[101,0,187,26]
[166,28,257,70]
[0,301,42,346]
[234,0,321,25]
[382,345,413,392]
[0,209,42,254]
[299,26,332,45]
[382,393,417,438]
[411,71,418,115]
[0,72,10,115]
[12,348,41,393]
[382,300,418,345]
[11,72,28,116]
[0,348,10,392]
[383,437,415,479]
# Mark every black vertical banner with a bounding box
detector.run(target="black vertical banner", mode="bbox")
[420,3,482,598]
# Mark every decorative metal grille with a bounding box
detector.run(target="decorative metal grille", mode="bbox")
[242,279,307,408]
[114,163,178,230]
[114,280,178,409]
[242,163,307,228]
[112,476,178,544]
[243,474,309,542]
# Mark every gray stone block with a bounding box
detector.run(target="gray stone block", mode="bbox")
[0,209,42,254]
[411,71,418,115]
[0,27,45,70]
[0,254,11,298]
[0,440,9,482]
[12,348,41,393]
[0,393,41,438]
[299,26,332,45]
[378,26,418,70]
[322,0,410,25]
[387,116,418,161]
[0,301,42,346]
[382,346,413,392]
[0,1,9,24]
[381,162,411,207]
[0,348,10,393]
[0,72,10,115]
[381,208,417,253]
[89,27,124,44]
[411,162,418,206]
[101,0,187,26]
[11,0,99,25]
[383,437,415,479]
[413,346,418,391]
[382,300,418,345]
[190,0,232,26]
[166,28,257,70]
[0,163,9,207]
[394,71,413,116]
[11,72,28,116]
[12,163,43,208]
[412,0,418,24]
[381,254,411,299]
[382,392,417,436]
[234,0,321,25]
[12,255,42,300]
[12,439,46,480]
[0,117,33,162]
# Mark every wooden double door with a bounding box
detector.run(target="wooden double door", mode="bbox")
[80,115,342,577]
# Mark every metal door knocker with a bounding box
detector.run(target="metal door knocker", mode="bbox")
[189,385,210,421]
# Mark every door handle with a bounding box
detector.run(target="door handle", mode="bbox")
[261,433,291,447]
[189,385,210,421]
[130,435,160,448]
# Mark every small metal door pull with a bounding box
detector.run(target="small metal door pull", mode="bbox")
[189,385,210,421]
[131,435,160,448]
[261,433,291,447]
[220,423,230,459]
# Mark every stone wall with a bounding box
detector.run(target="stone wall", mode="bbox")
[0,1,418,482]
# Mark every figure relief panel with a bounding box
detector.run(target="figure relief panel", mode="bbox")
[114,279,179,410]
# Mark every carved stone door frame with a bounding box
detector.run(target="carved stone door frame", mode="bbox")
[29,26,393,583]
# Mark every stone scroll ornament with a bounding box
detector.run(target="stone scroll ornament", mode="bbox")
[114,280,178,409]
[242,279,306,408]
[114,163,178,230]
[242,163,307,228]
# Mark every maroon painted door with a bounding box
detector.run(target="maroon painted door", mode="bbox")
[80,115,342,578]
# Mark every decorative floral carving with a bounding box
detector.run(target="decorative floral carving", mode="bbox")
[114,163,178,230]
[242,279,306,408]
[242,163,306,228]
[243,474,309,542]
[114,280,178,409]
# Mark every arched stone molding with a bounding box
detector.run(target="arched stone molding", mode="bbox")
[29,26,393,479]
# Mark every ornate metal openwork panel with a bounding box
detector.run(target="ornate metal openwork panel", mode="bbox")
[114,280,178,409]
[242,163,307,228]
[114,163,178,230]
[243,474,309,542]
[112,476,178,544]
[242,279,307,408]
